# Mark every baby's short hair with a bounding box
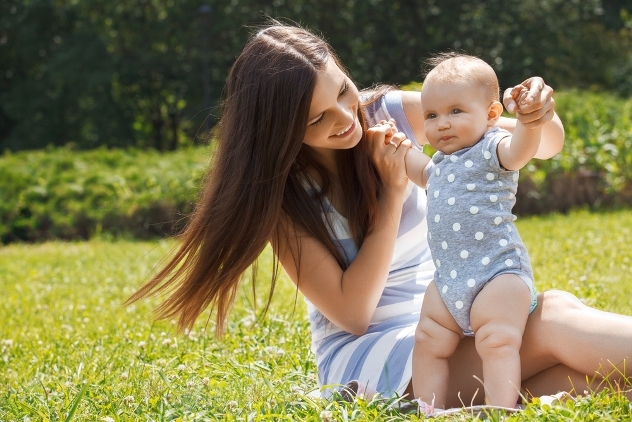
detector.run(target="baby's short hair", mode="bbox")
[423,53,499,104]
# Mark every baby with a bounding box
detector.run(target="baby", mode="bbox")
[398,53,548,411]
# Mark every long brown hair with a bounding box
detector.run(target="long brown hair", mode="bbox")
[126,24,381,334]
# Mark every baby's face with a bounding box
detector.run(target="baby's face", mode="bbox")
[420,80,494,155]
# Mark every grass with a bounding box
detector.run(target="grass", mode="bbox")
[0,210,631,420]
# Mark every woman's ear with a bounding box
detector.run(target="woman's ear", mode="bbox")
[487,101,504,126]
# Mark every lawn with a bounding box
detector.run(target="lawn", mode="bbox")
[1,210,631,421]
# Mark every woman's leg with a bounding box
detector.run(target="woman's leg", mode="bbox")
[430,289,632,407]
[520,290,631,383]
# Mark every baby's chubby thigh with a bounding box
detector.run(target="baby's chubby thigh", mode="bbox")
[415,280,464,358]
[470,274,532,356]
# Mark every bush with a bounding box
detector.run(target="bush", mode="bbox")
[2,89,632,243]
[0,146,210,243]
[517,90,632,214]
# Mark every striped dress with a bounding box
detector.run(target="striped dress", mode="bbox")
[306,90,435,398]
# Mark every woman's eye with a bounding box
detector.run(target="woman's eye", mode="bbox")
[340,81,349,96]
[310,114,325,126]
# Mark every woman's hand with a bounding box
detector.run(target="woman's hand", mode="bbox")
[365,119,412,193]
[503,77,555,129]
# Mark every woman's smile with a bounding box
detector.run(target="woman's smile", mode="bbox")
[332,118,356,138]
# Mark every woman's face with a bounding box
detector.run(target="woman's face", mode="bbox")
[303,58,362,154]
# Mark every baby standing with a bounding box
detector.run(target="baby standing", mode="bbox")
[395,53,550,411]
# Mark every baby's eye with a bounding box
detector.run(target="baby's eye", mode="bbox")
[426,113,437,120]
[451,108,462,114]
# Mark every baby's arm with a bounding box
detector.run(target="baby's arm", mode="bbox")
[381,118,431,187]
[405,147,431,188]
[496,86,543,171]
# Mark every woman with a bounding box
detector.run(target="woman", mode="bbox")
[128,24,632,406]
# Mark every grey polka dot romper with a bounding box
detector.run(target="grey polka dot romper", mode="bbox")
[425,127,538,336]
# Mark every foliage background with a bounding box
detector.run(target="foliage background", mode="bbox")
[2,0,632,151]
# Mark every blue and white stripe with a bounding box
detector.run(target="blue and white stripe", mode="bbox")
[306,91,435,398]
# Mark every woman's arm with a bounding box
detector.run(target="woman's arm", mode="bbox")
[275,127,412,335]
[499,77,565,160]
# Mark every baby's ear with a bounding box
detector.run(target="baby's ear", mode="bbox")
[487,101,503,125]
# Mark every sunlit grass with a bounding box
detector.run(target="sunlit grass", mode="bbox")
[0,210,631,420]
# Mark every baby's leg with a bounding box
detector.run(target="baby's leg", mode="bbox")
[413,280,463,409]
[470,274,532,407]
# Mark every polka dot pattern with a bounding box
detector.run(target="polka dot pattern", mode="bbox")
[424,128,533,335]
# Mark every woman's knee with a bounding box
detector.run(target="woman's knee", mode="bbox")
[539,289,585,320]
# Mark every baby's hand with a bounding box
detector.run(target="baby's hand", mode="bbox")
[503,77,555,129]
[510,84,529,109]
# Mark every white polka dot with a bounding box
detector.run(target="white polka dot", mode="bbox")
[490,195,498,203]
[507,225,512,232]
[453,223,461,231]
[494,216,502,225]
[482,257,490,265]
[499,239,508,247]
[436,168,441,176]
[460,250,469,259]
[450,270,457,279]
[516,248,522,255]
[500,204,504,210]
[470,206,479,214]
[467,183,475,191]
[450,155,458,162]
[436,259,441,267]
[509,193,515,199]
[428,232,432,240]
[513,173,519,182]
[447,174,455,182]
[465,160,473,168]
[442,241,448,250]
[512,215,518,221]
[484,151,492,159]
[442,285,448,294]
[448,197,455,205]
[486,173,495,181]
[475,232,484,240]
[505,259,513,266]
[455,301,464,309]
[467,279,476,287]
[435,215,440,223]
[434,190,439,198]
